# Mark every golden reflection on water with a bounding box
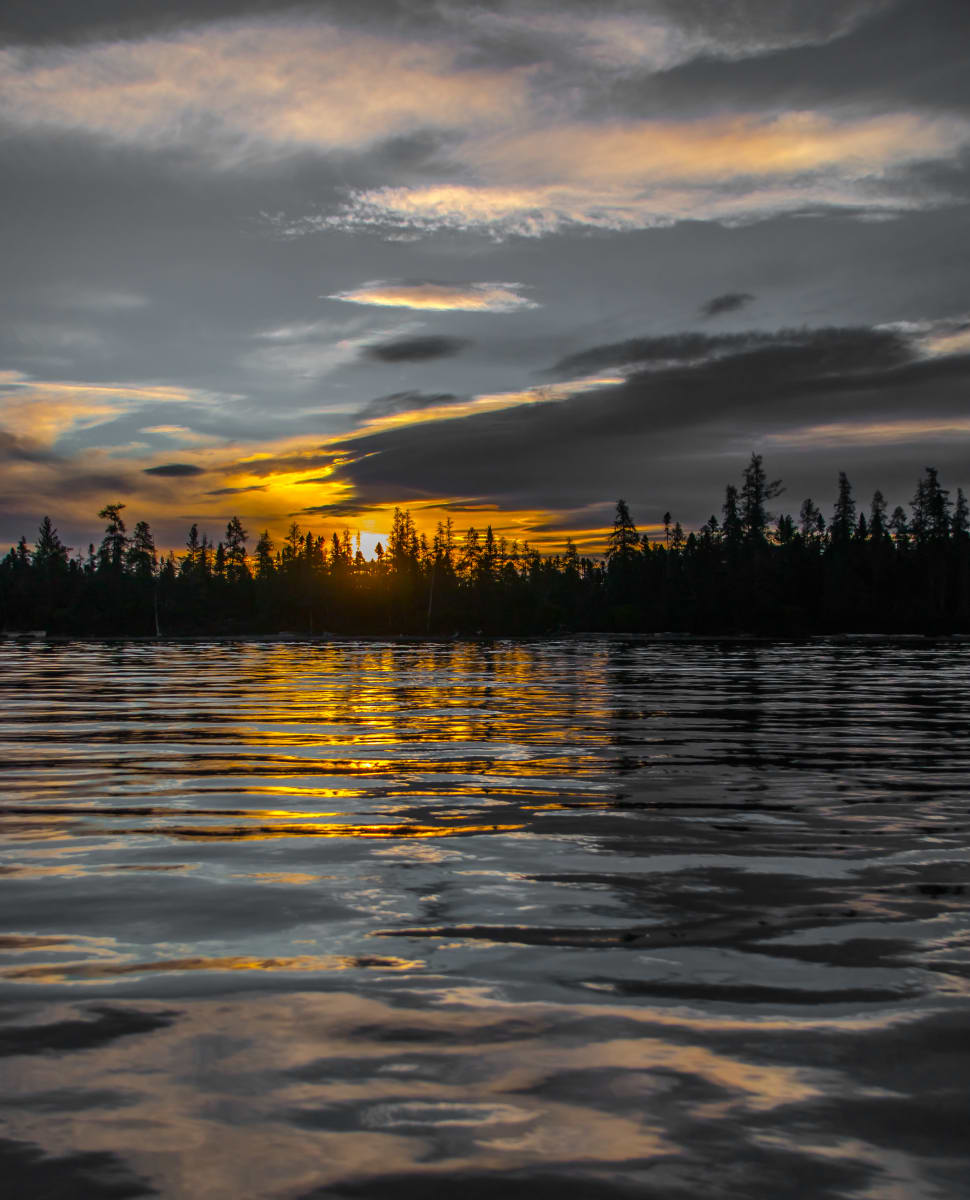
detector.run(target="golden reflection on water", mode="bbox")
[3,954,424,983]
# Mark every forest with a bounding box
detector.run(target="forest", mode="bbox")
[1,457,968,637]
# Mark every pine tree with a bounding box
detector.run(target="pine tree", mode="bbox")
[224,516,248,581]
[869,491,888,542]
[889,506,909,548]
[97,504,127,572]
[799,498,821,542]
[740,453,783,542]
[126,521,157,578]
[722,485,743,547]
[182,524,201,575]
[255,531,275,577]
[953,488,969,540]
[830,473,856,544]
[34,517,69,570]
[607,499,639,565]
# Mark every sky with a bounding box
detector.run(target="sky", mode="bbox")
[2,0,969,555]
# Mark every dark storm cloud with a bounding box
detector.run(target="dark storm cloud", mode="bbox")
[356,391,459,422]
[363,337,470,364]
[324,325,970,527]
[701,292,755,318]
[143,463,205,477]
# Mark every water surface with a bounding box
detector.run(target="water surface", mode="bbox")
[1,638,968,1198]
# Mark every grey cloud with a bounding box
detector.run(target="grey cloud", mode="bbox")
[0,0,419,45]
[205,484,267,496]
[701,292,755,318]
[611,0,970,121]
[324,324,970,528]
[356,391,459,422]
[651,0,893,46]
[363,336,470,363]
[143,463,205,477]
[218,450,340,478]
[292,501,389,519]
[549,327,907,379]
[49,471,135,498]
[0,430,59,464]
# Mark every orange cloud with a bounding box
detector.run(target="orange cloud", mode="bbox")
[0,21,530,165]
[328,281,539,313]
[767,419,970,447]
[326,111,969,236]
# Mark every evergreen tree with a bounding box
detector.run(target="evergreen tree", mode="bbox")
[607,499,639,565]
[722,485,743,547]
[34,517,69,570]
[869,491,888,542]
[799,498,821,541]
[182,524,201,575]
[953,488,969,540]
[224,516,248,581]
[97,504,128,572]
[740,453,783,542]
[255,530,275,577]
[830,473,856,544]
[126,521,157,578]
[889,506,909,548]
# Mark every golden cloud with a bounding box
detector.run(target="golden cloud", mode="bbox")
[323,110,970,236]
[0,379,229,445]
[0,21,530,164]
[0,14,960,238]
[328,281,539,313]
[767,419,970,447]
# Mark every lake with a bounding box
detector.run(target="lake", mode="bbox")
[1,637,968,1198]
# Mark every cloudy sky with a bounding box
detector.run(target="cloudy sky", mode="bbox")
[2,0,969,554]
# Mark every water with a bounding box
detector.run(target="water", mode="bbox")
[1,637,968,1199]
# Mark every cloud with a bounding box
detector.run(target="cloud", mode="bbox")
[356,391,460,422]
[310,322,970,527]
[46,286,150,312]
[363,336,470,363]
[3,8,966,244]
[205,484,268,496]
[0,430,59,464]
[548,331,785,377]
[0,20,530,166]
[142,462,205,476]
[245,316,423,384]
[767,418,970,446]
[328,281,539,313]
[347,375,624,435]
[701,291,755,318]
[309,110,970,238]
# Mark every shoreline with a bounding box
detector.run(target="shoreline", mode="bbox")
[3,630,969,645]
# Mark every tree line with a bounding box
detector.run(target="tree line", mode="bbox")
[1,458,968,636]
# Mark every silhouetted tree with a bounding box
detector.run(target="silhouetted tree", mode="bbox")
[127,521,157,579]
[740,453,783,542]
[98,504,128,572]
[830,473,856,544]
[224,516,248,581]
